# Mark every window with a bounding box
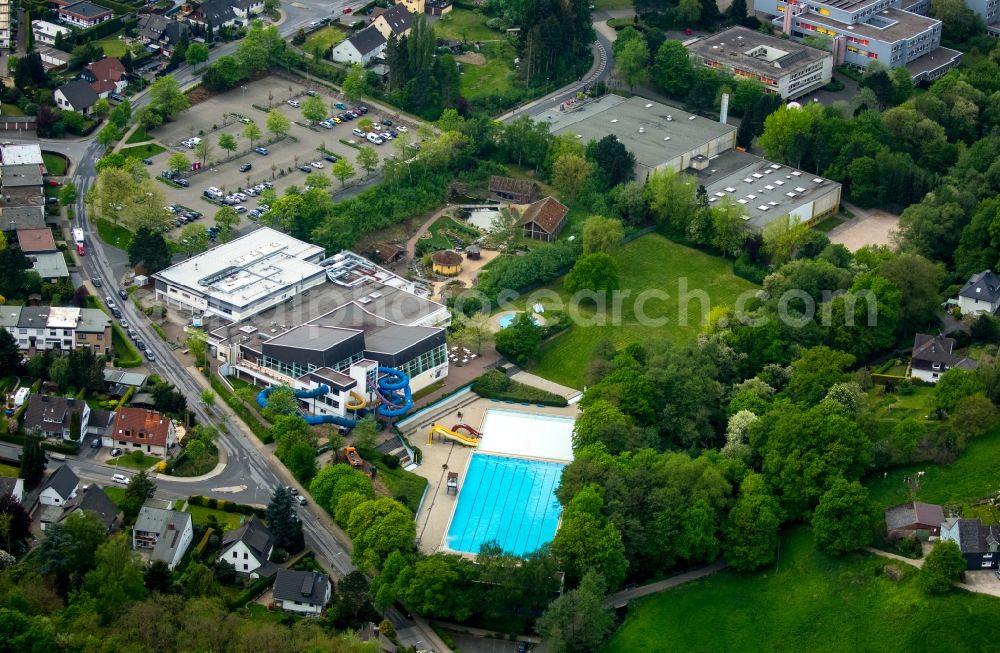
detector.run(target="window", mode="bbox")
[232,551,237,558]
[244,564,249,570]
[244,552,248,559]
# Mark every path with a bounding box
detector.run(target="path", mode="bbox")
[404,207,452,262]
[604,559,728,607]
[509,369,581,400]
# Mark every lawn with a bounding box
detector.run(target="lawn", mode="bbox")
[459,41,517,101]
[0,463,19,477]
[358,447,427,513]
[42,153,67,176]
[813,216,844,233]
[1,103,24,116]
[592,0,634,8]
[525,234,759,387]
[104,486,126,506]
[112,323,143,368]
[602,527,1000,653]
[303,25,348,54]
[120,143,167,160]
[184,503,247,532]
[94,217,133,250]
[867,386,936,424]
[126,128,152,144]
[94,36,127,58]
[433,8,501,42]
[109,451,161,470]
[865,422,1000,511]
[170,446,220,477]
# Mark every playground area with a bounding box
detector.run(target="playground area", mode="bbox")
[398,391,578,556]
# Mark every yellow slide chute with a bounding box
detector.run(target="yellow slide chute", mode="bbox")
[428,423,480,447]
[346,391,367,410]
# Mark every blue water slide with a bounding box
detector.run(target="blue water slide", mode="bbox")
[376,367,413,418]
[256,384,358,427]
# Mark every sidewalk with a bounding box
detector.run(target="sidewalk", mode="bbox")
[510,370,581,399]
[604,559,728,607]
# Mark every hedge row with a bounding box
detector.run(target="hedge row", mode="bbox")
[227,573,275,610]
[188,494,267,516]
[471,369,568,407]
[210,374,272,443]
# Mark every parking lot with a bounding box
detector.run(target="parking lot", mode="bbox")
[140,75,417,235]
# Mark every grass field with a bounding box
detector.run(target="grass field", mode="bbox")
[865,423,1000,511]
[0,463,19,477]
[592,0,633,8]
[94,36,127,58]
[433,8,501,42]
[104,486,126,506]
[1,103,24,116]
[459,41,517,100]
[120,143,167,160]
[358,447,427,513]
[603,527,1000,653]
[126,128,152,144]
[525,234,758,387]
[94,217,133,250]
[42,153,67,176]
[303,25,348,54]
[185,503,247,531]
[813,216,845,233]
[109,451,161,470]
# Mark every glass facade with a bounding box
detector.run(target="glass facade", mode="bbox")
[397,344,448,380]
[260,351,364,380]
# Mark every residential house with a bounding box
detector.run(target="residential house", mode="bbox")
[884,501,945,540]
[0,144,44,166]
[16,228,56,253]
[957,270,1000,316]
[910,333,977,383]
[30,252,70,282]
[0,206,47,231]
[330,26,387,66]
[58,1,113,28]
[54,80,99,115]
[187,0,238,32]
[106,406,177,457]
[358,622,397,653]
[137,14,191,58]
[81,57,127,97]
[515,196,568,242]
[23,394,92,441]
[396,0,425,13]
[372,3,412,39]
[0,306,112,356]
[31,19,71,45]
[218,515,274,575]
[0,477,25,504]
[488,176,539,204]
[132,504,194,569]
[1,164,44,188]
[231,0,264,18]
[941,517,1000,570]
[38,465,80,507]
[60,484,119,532]
[272,569,332,615]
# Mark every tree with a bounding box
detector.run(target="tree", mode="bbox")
[301,95,327,125]
[265,109,290,138]
[18,435,46,490]
[128,227,173,273]
[148,75,189,118]
[654,40,696,98]
[109,98,132,129]
[194,139,213,166]
[343,64,367,101]
[167,152,190,176]
[121,471,156,525]
[144,560,173,593]
[262,385,298,417]
[536,572,614,653]
[186,42,209,70]
[646,167,699,234]
[723,473,781,571]
[332,159,357,187]
[935,368,985,412]
[38,511,107,593]
[353,415,379,450]
[787,346,855,406]
[178,223,210,258]
[213,206,240,243]
[346,497,416,571]
[85,536,147,622]
[878,253,944,330]
[709,198,748,256]
[357,146,379,178]
[0,493,31,553]
[552,485,627,588]
[242,120,262,148]
[930,0,985,46]
[587,135,635,190]
[0,329,20,374]
[728,0,748,23]
[758,104,820,168]
[921,540,966,593]
[218,133,238,157]
[564,252,619,297]
[811,478,875,554]
[58,182,78,207]
[614,33,649,91]
[267,487,303,552]
[494,312,543,365]
[97,124,120,151]
[310,464,375,513]
[582,216,624,255]
[552,153,594,202]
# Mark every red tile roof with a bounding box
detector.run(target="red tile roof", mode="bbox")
[112,407,172,448]
[17,228,57,252]
[516,196,568,235]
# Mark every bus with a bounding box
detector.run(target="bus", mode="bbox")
[72,228,84,244]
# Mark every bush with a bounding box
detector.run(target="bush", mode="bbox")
[471,369,568,406]
[382,454,400,470]
[270,547,289,563]
[206,497,218,509]
[734,253,768,284]
[237,504,255,515]
[476,242,579,302]
[188,495,205,506]
[222,500,237,513]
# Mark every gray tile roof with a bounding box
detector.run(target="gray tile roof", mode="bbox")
[272,569,331,605]
[42,465,79,500]
[222,515,273,560]
[1,164,44,187]
[62,485,118,530]
[348,25,387,56]
[23,395,86,434]
[378,4,412,35]
[911,333,977,373]
[60,0,112,18]
[56,80,99,111]
[134,506,193,563]
[948,518,1000,554]
[959,270,1000,303]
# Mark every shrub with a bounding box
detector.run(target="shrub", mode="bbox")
[188,495,205,506]
[206,497,218,509]
[471,369,568,406]
[270,548,289,563]
[222,500,237,513]
[382,454,400,469]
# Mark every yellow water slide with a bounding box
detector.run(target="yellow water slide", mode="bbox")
[347,391,367,410]
[429,423,480,447]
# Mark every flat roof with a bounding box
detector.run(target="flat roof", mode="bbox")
[153,226,327,310]
[802,6,939,41]
[536,95,736,172]
[905,46,962,80]
[17,227,56,252]
[696,150,841,230]
[30,252,69,278]
[0,144,43,167]
[688,27,830,77]
[265,324,361,352]
[77,308,112,333]
[1,164,44,187]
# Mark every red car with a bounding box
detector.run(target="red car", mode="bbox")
[342,5,352,12]
[46,178,61,187]
[76,243,85,256]
[683,27,693,35]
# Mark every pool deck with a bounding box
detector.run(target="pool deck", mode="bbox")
[400,394,578,555]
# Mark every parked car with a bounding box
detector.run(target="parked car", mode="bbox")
[119,319,128,328]
[142,158,153,165]
[90,438,100,448]
[397,125,408,133]
[105,296,116,308]
[323,154,339,163]
[306,89,318,96]
[319,120,334,129]
[382,118,393,126]
[111,449,123,458]
[255,147,269,155]
[144,350,156,362]
[310,161,324,169]
[342,5,351,12]
[234,205,247,213]
[308,20,320,27]
[233,192,247,201]
[352,128,365,137]
[118,289,128,300]
[127,329,138,340]
[136,340,146,351]
[286,486,298,495]
[239,163,252,172]
[295,495,307,505]
[335,101,348,110]
[175,178,190,187]
[287,99,300,108]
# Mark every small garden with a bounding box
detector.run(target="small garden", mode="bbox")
[302,25,348,54]
[356,446,427,512]
[42,152,68,176]
[108,450,161,470]
[166,425,221,477]
[417,214,481,254]
[471,369,568,406]
[458,41,518,102]
[433,8,503,42]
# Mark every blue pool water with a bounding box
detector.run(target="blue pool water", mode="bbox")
[447,453,566,556]
[498,312,540,329]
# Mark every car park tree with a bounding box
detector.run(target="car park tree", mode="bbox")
[342,64,367,102]
[301,94,327,125]
[358,117,374,132]
[128,227,173,274]
[265,108,290,139]
[194,139,213,166]
[218,133,237,157]
[357,146,378,178]
[332,159,356,188]
[305,171,330,189]
[185,42,209,71]
[148,75,189,120]
[242,120,262,148]
[213,206,240,243]
[178,224,210,258]
[167,152,190,175]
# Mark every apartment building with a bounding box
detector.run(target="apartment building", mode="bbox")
[0,305,112,355]
[756,0,962,81]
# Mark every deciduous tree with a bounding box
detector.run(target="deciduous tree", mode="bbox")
[811,478,875,554]
[536,571,614,653]
[552,153,594,202]
[921,539,966,593]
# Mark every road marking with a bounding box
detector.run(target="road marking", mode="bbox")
[209,484,248,493]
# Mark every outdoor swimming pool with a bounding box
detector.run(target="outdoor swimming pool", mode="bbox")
[446,453,566,556]
[498,312,541,329]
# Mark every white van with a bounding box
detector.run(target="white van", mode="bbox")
[112,473,130,485]
[366,133,383,145]
[353,128,365,137]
